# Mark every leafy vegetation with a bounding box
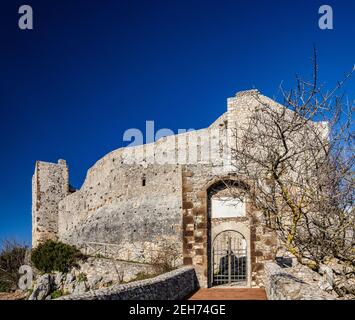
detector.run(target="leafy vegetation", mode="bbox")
[50,289,63,299]
[77,272,87,283]
[132,272,157,281]
[125,271,157,283]
[31,240,85,273]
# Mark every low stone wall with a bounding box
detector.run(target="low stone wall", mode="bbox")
[264,262,336,300]
[56,266,198,300]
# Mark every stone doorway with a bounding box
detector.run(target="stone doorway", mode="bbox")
[207,179,251,288]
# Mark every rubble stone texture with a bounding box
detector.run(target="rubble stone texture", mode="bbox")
[264,262,336,300]
[56,266,198,300]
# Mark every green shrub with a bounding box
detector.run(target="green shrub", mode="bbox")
[0,282,11,292]
[77,272,87,283]
[31,240,85,273]
[50,289,63,299]
[131,272,157,282]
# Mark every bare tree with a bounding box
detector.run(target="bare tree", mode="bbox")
[229,49,354,279]
[0,240,28,292]
[149,241,181,274]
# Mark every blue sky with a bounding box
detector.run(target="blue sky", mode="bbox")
[0,0,354,244]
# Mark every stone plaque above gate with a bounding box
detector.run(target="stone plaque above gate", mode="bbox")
[211,197,246,218]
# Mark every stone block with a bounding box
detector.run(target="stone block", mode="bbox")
[197,191,207,199]
[183,201,194,209]
[183,215,194,224]
[184,170,194,177]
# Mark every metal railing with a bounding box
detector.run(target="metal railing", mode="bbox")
[77,241,125,259]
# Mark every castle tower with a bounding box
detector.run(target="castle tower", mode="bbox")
[32,159,69,247]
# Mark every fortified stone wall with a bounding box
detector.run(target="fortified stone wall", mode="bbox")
[56,109,231,262]
[32,91,258,253]
[32,160,69,247]
[59,162,183,262]
[32,89,327,290]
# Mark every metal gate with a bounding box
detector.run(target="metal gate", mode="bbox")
[212,230,247,286]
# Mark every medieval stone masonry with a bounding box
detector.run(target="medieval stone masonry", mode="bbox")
[32,89,325,288]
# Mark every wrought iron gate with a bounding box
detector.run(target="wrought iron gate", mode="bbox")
[212,230,247,286]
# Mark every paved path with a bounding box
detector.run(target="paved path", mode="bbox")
[187,288,267,300]
[0,292,27,300]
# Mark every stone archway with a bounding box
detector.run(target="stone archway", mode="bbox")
[206,179,251,287]
[182,169,277,288]
[181,171,254,288]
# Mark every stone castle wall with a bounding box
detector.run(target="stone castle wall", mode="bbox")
[55,106,231,261]
[31,90,279,287]
[32,90,327,289]
[58,162,184,262]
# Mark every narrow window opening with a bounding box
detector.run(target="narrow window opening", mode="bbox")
[142,178,146,186]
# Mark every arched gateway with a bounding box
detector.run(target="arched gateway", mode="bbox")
[207,179,251,287]
[212,230,247,286]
